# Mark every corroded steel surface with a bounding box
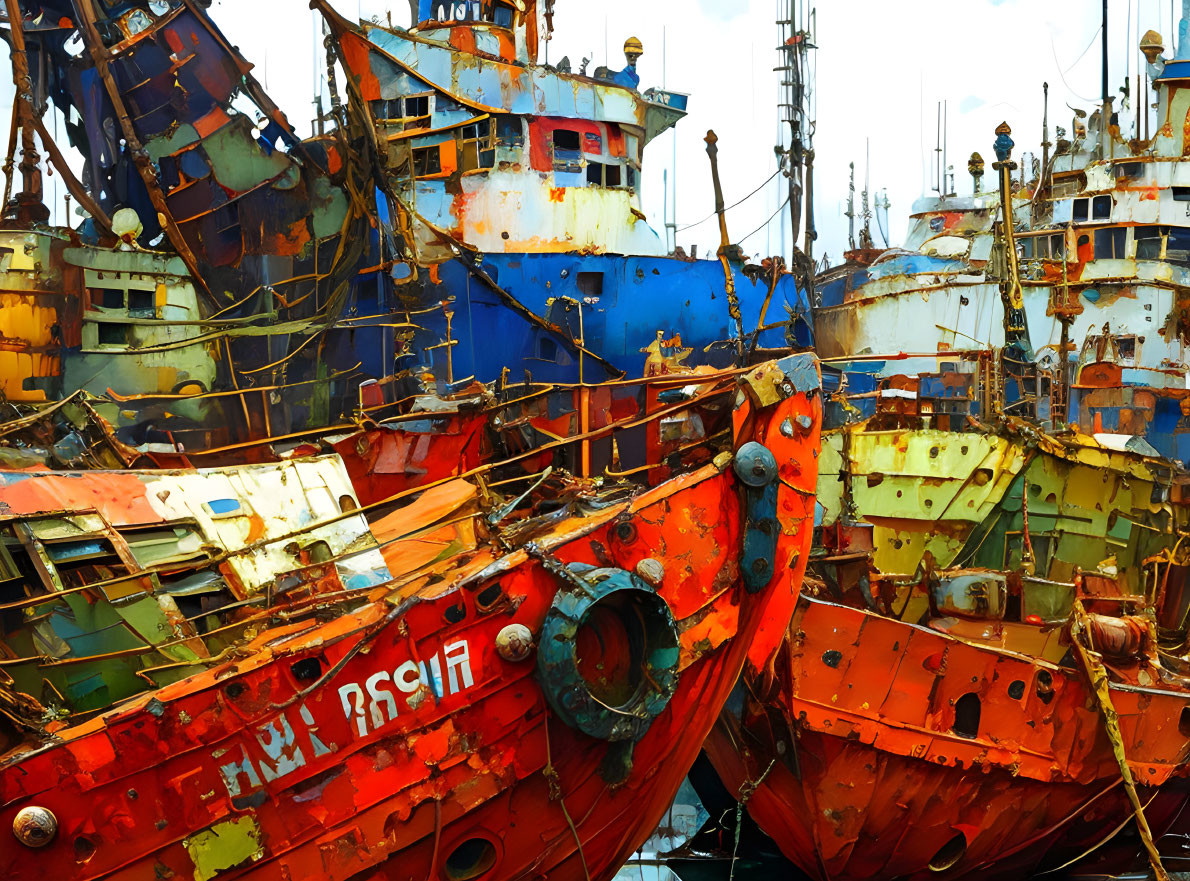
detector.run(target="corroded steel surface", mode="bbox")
[707,595,1190,881]
[0,354,822,881]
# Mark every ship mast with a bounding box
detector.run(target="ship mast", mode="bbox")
[845,162,856,251]
[775,0,817,294]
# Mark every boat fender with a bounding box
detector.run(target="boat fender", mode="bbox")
[536,564,680,743]
[735,441,780,593]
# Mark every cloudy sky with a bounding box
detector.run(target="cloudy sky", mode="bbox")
[3,0,1179,266]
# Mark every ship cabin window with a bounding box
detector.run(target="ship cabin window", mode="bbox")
[495,115,524,147]
[1116,335,1137,360]
[1072,198,1088,221]
[1136,226,1167,261]
[1093,227,1126,260]
[1173,187,1190,202]
[430,0,516,27]
[1168,227,1190,265]
[492,2,515,27]
[99,289,124,310]
[586,161,622,188]
[128,290,156,319]
[413,145,442,177]
[374,95,432,131]
[458,122,495,172]
[97,323,127,347]
[1114,162,1144,181]
[1092,195,1112,220]
[553,129,583,172]
[1020,233,1064,260]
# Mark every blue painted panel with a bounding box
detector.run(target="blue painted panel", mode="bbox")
[417,253,813,381]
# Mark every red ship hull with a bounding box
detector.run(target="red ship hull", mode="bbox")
[0,355,822,881]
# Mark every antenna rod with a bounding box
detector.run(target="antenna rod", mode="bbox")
[1102,0,1110,107]
[935,101,942,194]
[943,99,949,196]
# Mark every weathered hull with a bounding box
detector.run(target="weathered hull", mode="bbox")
[0,356,822,881]
[706,596,1190,881]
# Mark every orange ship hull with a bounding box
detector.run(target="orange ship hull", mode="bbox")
[706,596,1190,880]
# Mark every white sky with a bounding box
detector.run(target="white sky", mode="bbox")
[2,0,1180,265]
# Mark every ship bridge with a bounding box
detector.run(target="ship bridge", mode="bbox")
[330,2,689,258]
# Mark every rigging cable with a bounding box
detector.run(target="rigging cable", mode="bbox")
[676,167,782,233]
[738,195,792,246]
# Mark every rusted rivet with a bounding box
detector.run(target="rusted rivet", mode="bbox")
[13,806,57,848]
[636,558,665,586]
[495,624,534,662]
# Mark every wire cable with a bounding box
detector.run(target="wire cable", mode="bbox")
[676,167,782,233]
[738,195,791,246]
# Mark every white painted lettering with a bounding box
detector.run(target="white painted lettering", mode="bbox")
[338,682,368,737]
[365,671,398,729]
[395,660,422,693]
[444,640,474,695]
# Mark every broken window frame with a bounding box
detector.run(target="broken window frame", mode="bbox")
[373,94,433,131]
[458,121,496,173]
[1167,227,1190,266]
[413,144,444,178]
[1135,225,1168,261]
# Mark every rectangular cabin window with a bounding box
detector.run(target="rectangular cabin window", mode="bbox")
[413,145,442,177]
[492,2,514,27]
[1049,233,1065,259]
[1116,335,1137,360]
[99,288,124,310]
[128,290,156,319]
[553,130,583,172]
[1072,198,1088,221]
[1136,225,1167,261]
[586,161,622,188]
[495,115,524,147]
[374,95,431,130]
[1093,227,1125,259]
[1173,187,1190,202]
[458,122,495,172]
[431,0,514,25]
[1114,162,1144,181]
[1092,195,1112,220]
[1168,228,1190,264]
[97,323,126,347]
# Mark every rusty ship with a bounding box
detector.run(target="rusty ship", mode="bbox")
[693,3,1190,880]
[0,352,823,881]
[0,1,835,880]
